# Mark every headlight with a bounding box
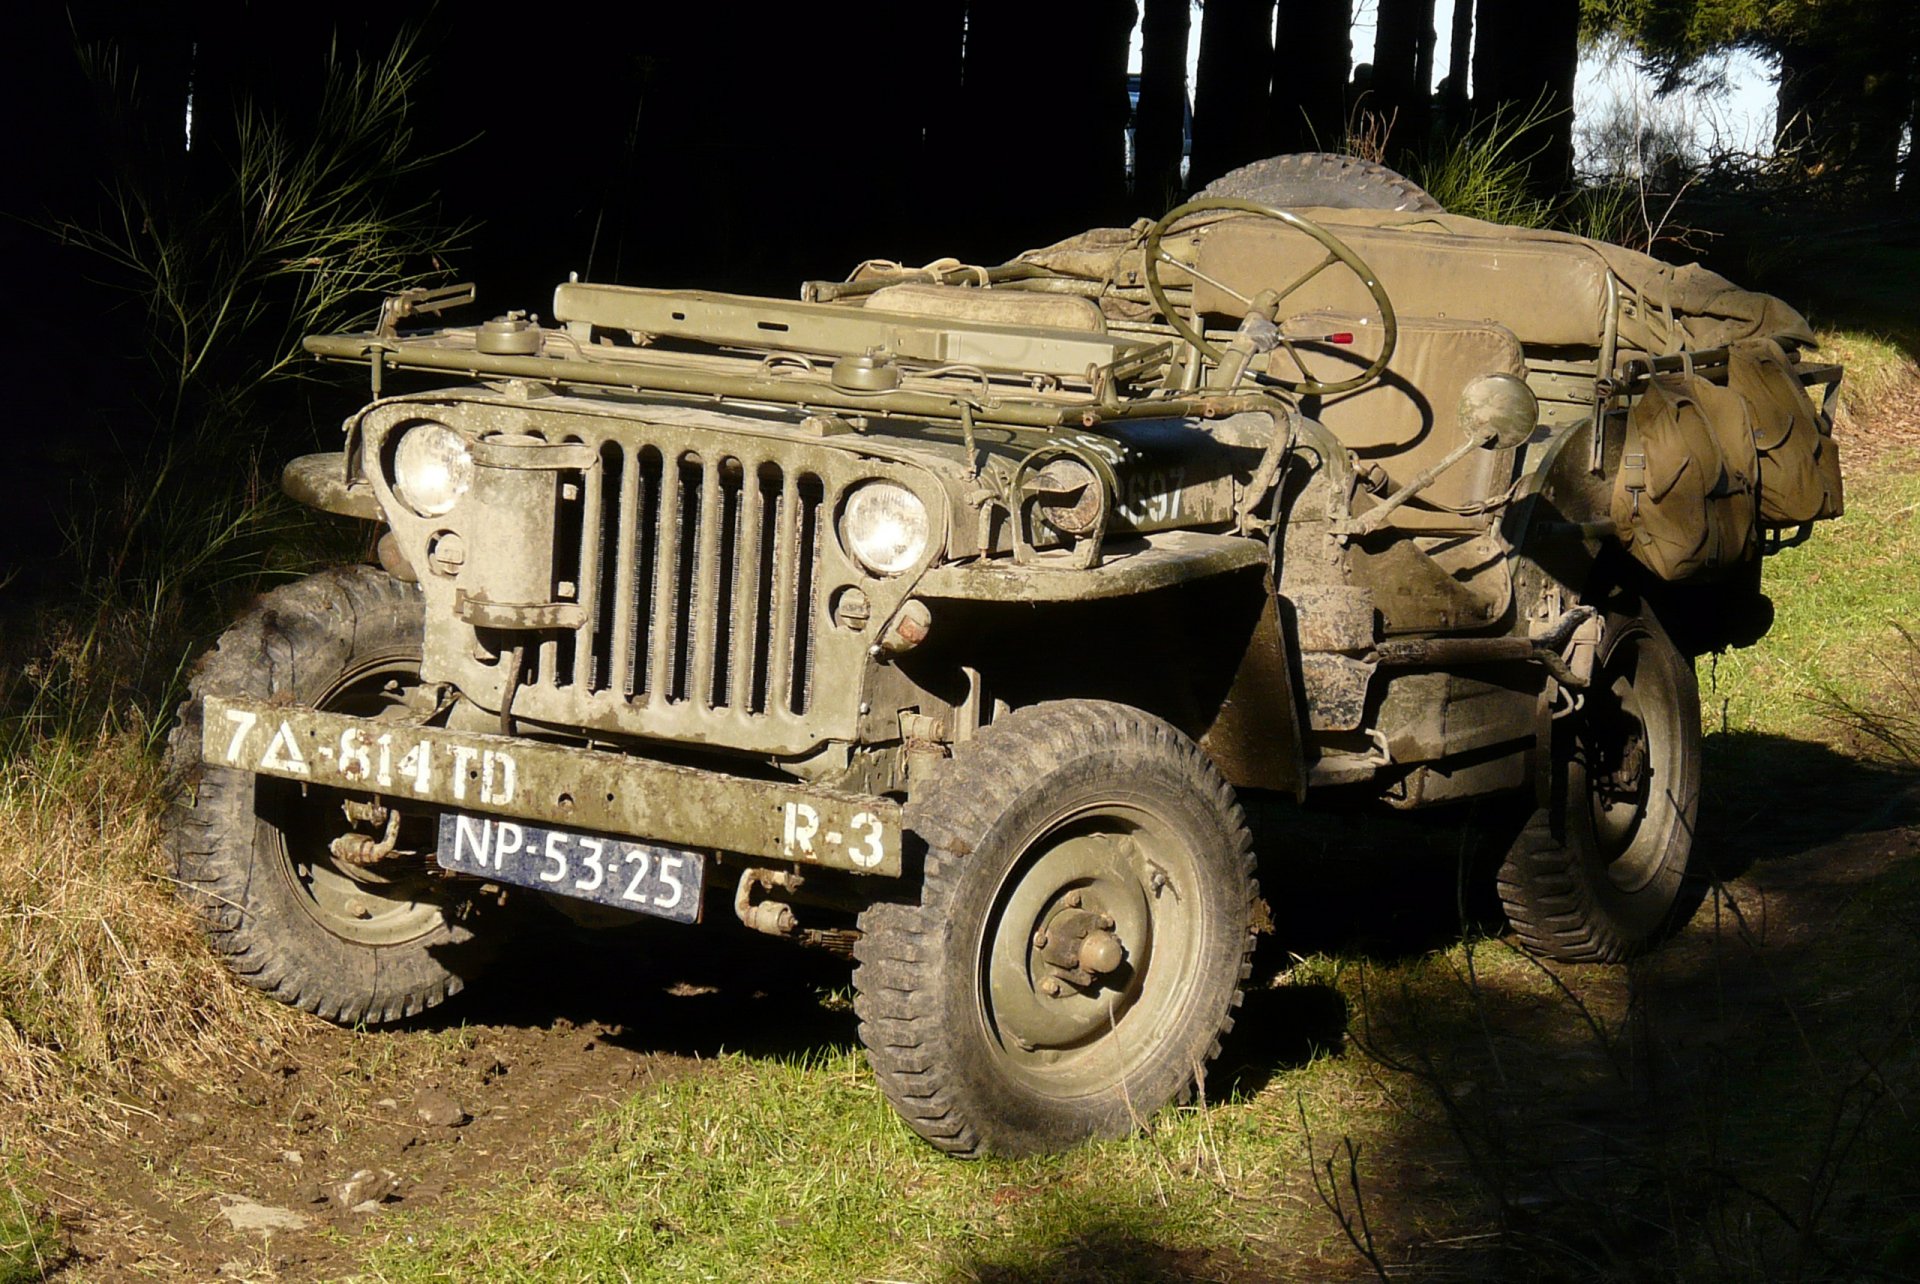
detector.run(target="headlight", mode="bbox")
[392,424,474,518]
[839,482,930,576]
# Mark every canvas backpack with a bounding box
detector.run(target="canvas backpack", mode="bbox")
[1612,371,1758,580]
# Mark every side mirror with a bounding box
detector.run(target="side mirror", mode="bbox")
[1459,373,1539,450]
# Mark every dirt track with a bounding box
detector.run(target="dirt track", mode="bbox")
[33,928,858,1280]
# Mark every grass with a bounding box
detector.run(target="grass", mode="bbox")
[0,1167,58,1284]
[0,723,302,1148]
[356,1030,1399,1282]
[0,19,453,1205]
[1704,470,1920,737]
[356,855,1920,1282]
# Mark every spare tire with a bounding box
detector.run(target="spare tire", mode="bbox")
[1199,152,1443,213]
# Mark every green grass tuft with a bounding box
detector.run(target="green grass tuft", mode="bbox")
[0,1170,58,1284]
[1704,463,1920,740]
[359,1047,1350,1282]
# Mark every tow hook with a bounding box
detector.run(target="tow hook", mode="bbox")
[735,867,803,937]
[734,868,860,955]
[330,808,401,865]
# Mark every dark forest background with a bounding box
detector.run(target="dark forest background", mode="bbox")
[1,0,1915,619]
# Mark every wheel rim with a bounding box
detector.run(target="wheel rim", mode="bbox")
[976,800,1208,1097]
[1581,629,1682,894]
[260,651,451,948]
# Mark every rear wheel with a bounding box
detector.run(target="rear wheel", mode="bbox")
[1498,610,1705,962]
[166,566,500,1024]
[854,701,1257,1157]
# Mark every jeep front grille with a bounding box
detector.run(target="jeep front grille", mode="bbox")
[526,442,827,729]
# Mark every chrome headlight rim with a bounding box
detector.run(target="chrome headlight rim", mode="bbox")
[391,422,474,519]
[839,480,932,577]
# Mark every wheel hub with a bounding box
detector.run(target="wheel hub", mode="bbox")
[986,831,1159,1055]
[1033,898,1127,990]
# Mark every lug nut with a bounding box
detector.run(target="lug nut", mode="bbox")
[1064,891,1083,908]
[1033,930,1049,949]
[1039,977,1063,997]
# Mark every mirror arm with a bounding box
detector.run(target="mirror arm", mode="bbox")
[1339,434,1486,539]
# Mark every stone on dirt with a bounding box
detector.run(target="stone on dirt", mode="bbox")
[413,1088,469,1128]
[215,1196,312,1233]
[328,1168,399,1208]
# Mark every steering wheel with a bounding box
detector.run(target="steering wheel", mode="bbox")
[1142,196,1398,397]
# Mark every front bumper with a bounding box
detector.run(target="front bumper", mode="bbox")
[201,695,903,877]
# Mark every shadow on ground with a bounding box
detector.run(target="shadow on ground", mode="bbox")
[418,729,1919,1102]
[403,726,1918,1284]
[413,916,862,1061]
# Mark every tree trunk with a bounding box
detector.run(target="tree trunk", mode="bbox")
[1904,84,1920,207]
[1273,0,1351,154]
[1472,0,1577,194]
[961,0,1138,238]
[1441,0,1473,130]
[1135,0,1193,206]
[1191,0,1276,188]
[1370,0,1432,160]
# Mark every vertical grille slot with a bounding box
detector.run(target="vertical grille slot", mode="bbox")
[765,468,802,715]
[688,457,726,708]
[549,461,587,688]
[788,475,824,715]
[644,451,684,701]
[747,463,783,715]
[585,442,623,692]
[666,453,703,704]
[709,459,745,709]
[630,448,664,697]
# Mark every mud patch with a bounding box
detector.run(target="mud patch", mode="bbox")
[26,920,854,1280]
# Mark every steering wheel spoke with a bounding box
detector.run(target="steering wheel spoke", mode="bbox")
[1141,197,1397,396]
[1268,250,1341,308]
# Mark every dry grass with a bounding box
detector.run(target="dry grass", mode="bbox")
[0,723,301,1150]
[1815,329,1920,467]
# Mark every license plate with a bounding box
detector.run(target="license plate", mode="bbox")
[435,814,704,924]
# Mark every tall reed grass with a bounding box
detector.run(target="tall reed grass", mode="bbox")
[0,30,460,1141]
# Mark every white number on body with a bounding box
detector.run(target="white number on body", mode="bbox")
[846,812,886,868]
[621,850,654,903]
[574,838,606,892]
[223,708,259,763]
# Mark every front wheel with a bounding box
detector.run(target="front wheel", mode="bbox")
[853,701,1257,1157]
[1498,609,1705,962]
[165,566,501,1024]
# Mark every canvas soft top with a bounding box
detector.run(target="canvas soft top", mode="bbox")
[1018,207,1815,360]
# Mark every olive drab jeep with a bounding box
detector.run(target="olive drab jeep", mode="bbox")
[170,155,1844,1157]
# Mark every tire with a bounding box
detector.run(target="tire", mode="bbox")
[1498,610,1705,963]
[853,700,1257,1157]
[165,566,499,1024]
[1199,151,1443,213]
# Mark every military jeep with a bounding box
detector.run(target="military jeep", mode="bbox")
[172,156,1843,1157]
